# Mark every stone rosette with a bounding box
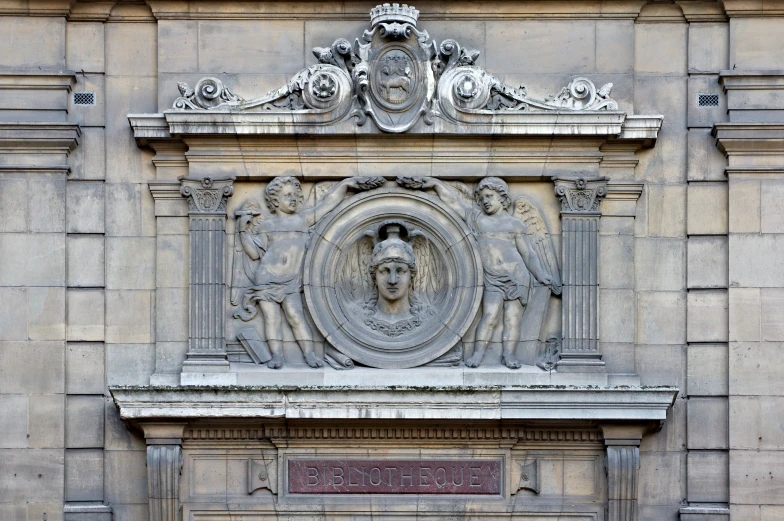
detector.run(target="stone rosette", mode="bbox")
[304,186,482,368]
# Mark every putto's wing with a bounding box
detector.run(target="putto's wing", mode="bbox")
[337,232,374,304]
[306,181,338,208]
[410,232,445,306]
[511,196,562,294]
[230,200,266,307]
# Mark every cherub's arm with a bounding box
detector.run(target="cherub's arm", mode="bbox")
[301,177,383,225]
[428,179,471,217]
[514,227,553,286]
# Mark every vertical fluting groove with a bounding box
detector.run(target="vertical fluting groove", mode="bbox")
[147,445,182,521]
[607,446,639,521]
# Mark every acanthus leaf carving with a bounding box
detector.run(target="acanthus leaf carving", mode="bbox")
[553,176,609,214]
[179,175,235,214]
[170,4,620,133]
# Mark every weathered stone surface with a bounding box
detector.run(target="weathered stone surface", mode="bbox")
[687,344,729,396]
[688,23,728,73]
[105,291,152,344]
[730,450,784,504]
[0,341,64,394]
[66,396,105,448]
[66,22,105,73]
[637,292,686,345]
[106,237,155,290]
[27,394,64,449]
[687,450,728,502]
[729,18,784,70]
[687,398,729,449]
[67,234,105,288]
[106,343,155,386]
[729,179,760,233]
[635,238,685,291]
[730,342,784,396]
[66,289,105,342]
[66,181,105,234]
[65,449,104,501]
[760,180,784,233]
[0,17,65,70]
[687,236,728,289]
[730,235,784,288]
[730,396,784,450]
[687,290,728,343]
[687,129,728,182]
[0,449,64,503]
[0,233,65,287]
[0,395,28,448]
[104,449,148,504]
[687,182,728,236]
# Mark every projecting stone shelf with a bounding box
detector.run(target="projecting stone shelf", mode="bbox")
[111,385,678,422]
[129,111,662,142]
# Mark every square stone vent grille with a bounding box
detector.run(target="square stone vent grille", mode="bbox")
[697,93,719,107]
[73,92,96,106]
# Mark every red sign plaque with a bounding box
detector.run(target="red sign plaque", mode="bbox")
[288,459,502,494]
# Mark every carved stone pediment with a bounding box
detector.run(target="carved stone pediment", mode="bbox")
[171,3,620,133]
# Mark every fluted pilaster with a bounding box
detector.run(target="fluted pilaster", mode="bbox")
[147,445,182,521]
[553,176,607,371]
[179,175,235,371]
[607,445,639,521]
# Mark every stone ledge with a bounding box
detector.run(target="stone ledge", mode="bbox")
[679,504,730,521]
[129,112,662,143]
[111,385,678,422]
[63,503,112,521]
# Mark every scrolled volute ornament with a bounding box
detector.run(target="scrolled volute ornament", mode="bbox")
[553,176,609,214]
[179,175,236,214]
[173,77,243,110]
[544,78,618,111]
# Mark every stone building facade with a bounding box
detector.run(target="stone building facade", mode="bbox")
[1,1,783,521]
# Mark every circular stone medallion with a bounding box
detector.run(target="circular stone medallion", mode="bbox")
[304,187,482,369]
[370,45,422,111]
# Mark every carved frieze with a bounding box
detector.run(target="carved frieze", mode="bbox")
[226,176,563,370]
[171,4,620,133]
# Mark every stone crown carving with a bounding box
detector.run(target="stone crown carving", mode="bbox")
[172,4,619,133]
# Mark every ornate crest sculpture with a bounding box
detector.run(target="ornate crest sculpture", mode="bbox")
[172,3,619,133]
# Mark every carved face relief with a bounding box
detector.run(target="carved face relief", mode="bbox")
[275,184,301,214]
[375,261,412,307]
[478,188,504,215]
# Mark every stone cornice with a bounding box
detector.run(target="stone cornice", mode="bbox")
[144,0,649,21]
[110,385,678,422]
[0,70,77,91]
[720,70,784,91]
[712,122,784,155]
[129,112,662,145]
[723,0,784,17]
[0,122,81,155]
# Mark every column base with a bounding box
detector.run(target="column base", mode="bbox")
[557,355,605,373]
[182,354,230,373]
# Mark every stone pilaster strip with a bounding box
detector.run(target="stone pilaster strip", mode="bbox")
[142,424,187,521]
[553,176,608,370]
[601,424,646,521]
[179,175,235,370]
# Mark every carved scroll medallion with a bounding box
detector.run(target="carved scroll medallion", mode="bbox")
[304,187,482,368]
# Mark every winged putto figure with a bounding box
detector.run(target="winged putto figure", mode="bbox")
[230,175,384,369]
[398,176,562,369]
